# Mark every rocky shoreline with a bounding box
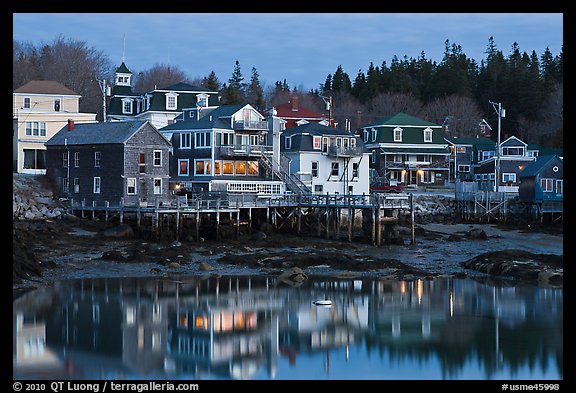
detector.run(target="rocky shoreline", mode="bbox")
[13,175,563,292]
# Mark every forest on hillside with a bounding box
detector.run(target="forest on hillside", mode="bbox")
[13,35,563,148]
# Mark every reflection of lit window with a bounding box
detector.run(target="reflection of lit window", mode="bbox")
[247,312,257,329]
[92,303,100,323]
[234,313,245,330]
[138,326,144,349]
[126,306,135,325]
[153,303,161,322]
[152,332,161,351]
[194,314,210,330]
[178,314,188,328]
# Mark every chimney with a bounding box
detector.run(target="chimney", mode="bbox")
[291,95,299,112]
[67,119,74,131]
[355,110,362,131]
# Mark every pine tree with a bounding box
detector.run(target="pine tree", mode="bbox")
[247,67,265,110]
[222,60,246,105]
[202,70,221,91]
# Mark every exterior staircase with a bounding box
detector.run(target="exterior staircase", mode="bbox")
[259,153,311,195]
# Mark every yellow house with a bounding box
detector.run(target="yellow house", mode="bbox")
[13,80,97,174]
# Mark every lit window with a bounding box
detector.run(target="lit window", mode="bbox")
[313,136,321,149]
[178,159,189,176]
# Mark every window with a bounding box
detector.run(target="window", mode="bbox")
[371,128,377,142]
[25,121,46,136]
[393,154,402,163]
[195,159,212,176]
[393,127,403,142]
[195,132,211,148]
[74,152,80,167]
[372,150,377,164]
[322,137,329,153]
[423,127,433,142]
[94,152,101,167]
[62,152,69,168]
[93,177,101,194]
[54,98,61,112]
[285,136,292,149]
[178,159,189,176]
[213,161,222,175]
[62,178,69,193]
[235,161,247,175]
[353,162,359,178]
[456,146,466,153]
[180,133,192,149]
[458,165,470,173]
[223,161,234,175]
[350,138,356,148]
[197,94,208,107]
[165,92,178,110]
[127,178,137,195]
[314,185,323,193]
[247,161,258,176]
[540,178,553,192]
[23,97,31,109]
[139,153,146,173]
[363,129,369,143]
[502,147,525,156]
[153,178,162,195]
[311,161,319,177]
[313,136,321,149]
[153,150,162,166]
[348,186,354,194]
[122,99,133,114]
[502,173,516,183]
[73,178,80,193]
[556,179,563,195]
[331,162,339,176]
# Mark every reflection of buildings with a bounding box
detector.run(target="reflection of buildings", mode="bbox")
[13,276,563,380]
[13,313,66,378]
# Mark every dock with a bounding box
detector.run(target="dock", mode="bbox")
[69,193,416,246]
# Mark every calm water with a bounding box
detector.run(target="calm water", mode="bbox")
[13,275,562,380]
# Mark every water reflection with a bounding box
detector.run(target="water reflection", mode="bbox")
[13,276,562,380]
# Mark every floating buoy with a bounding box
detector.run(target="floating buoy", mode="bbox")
[313,299,332,306]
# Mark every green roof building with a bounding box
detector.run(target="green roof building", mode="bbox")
[106,62,220,129]
[360,112,449,187]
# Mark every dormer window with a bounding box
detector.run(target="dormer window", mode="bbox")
[121,98,133,114]
[393,127,403,142]
[423,127,433,142]
[166,92,178,110]
[285,136,292,149]
[371,128,377,142]
[196,93,209,108]
[318,119,329,126]
[363,129,369,142]
[296,119,309,126]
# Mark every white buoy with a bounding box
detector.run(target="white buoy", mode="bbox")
[313,299,332,306]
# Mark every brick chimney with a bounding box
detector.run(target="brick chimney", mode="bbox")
[291,95,299,112]
[67,119,74,131]
[355,110,362,131]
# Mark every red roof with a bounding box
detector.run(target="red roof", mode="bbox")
[264,97,330,128]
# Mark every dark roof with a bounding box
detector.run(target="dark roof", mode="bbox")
[364,112,440,128]
[45,120,149,146]
[160,105,246,131]
[283,122,353,137]
[445,136,495,146]
[157,82,214,92]
[14,80,79,96]
[115,62,132,74]
[519,155,562,177]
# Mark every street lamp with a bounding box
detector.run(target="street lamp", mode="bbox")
[489,101,505,192]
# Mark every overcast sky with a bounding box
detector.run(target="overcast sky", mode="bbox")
[13,13,563,91]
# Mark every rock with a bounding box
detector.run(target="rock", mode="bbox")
[466,228,488,240]
[101,250,126,261]
[167,262,181,268]
[150,268,162,273]
[251,231,267,241]
[199,262,214,271]
[278,267,308,285]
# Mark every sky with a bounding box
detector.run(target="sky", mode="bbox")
[12,13,564,92]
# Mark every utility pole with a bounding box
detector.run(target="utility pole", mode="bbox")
[98,78,109,122]
[489,101,505,192]
[318,93,332,127]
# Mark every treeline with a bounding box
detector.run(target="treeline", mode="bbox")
[13,35,562,148]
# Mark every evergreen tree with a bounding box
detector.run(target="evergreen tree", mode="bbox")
[331,65,352,92]
[202,70,221,91]
[247,67,265,110]
[323,74,332,92]
[222,60,246,105]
